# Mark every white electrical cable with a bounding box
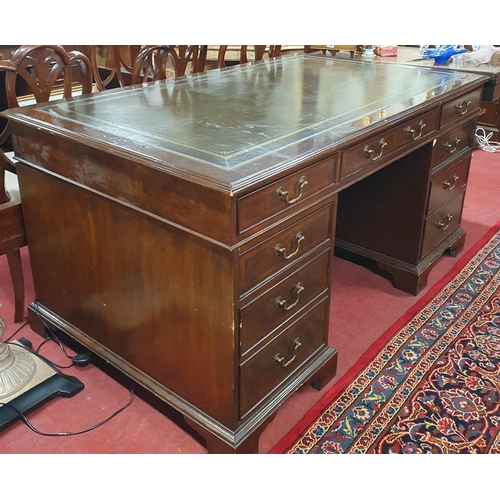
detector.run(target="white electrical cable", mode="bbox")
[475,127,500,153]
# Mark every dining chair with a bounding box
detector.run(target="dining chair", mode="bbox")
[130,45,207,85]
[216,45,282,68]
[0,153,26,322]
[0,45,93,322]
[304,45,357,57]
[169,45,207,76]
[89,45,143,91]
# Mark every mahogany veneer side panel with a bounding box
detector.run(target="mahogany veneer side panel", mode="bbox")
[16,165,238,427]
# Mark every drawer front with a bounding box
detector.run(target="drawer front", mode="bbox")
[239,204,333,295]
[237,156,337,234]
[421,189,466,258]
[428,155,470,213]
[240,251,330,355]
[478,99,500,128]
[393,107,440,151]
[431,121,474,169]
[440,88,482,128]
[239,299,327,417]
[340,108,438,181]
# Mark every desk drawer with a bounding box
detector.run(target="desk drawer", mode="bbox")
[340,108,438,180]
[239,251,330,355]
[440,88,482,128]
[428,155,470,213]
[478,99,500,128]
[431,121,474,169]
[237,156,337,234]
[421,188,466,257]
[239,204,333,295]
[394,108,440,150]
[239,298,327,417]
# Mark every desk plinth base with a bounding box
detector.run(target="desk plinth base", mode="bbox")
[184,350,338,454]
[27,301,338,454]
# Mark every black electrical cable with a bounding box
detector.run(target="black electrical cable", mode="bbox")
[3,320,29,342]
[2,309,73,363]
[0,389,134,436]
[2,304,134,438]
[40,327,70,357]
[38,331,94,367]
[7,340,74,370]
[33,317,93,368]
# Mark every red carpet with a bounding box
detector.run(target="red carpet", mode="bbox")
[271,220,500,453]
[1,149,499,454]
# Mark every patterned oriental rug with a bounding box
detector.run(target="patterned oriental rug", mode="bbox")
[271,222,500,454]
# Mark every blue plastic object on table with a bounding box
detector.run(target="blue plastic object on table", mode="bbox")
[420,45,468,65]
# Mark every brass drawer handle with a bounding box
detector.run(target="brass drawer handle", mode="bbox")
[455,98,472,115]
[405,120,426,141]
[275,282,304,311]
[364,139,387,161]
[479,107,487,117]
[276,176,308,205]
[274,232,305,260]
[442,174,459,191]
[436,214,453,231]
[444,137,461,154]
[274,337,302,368]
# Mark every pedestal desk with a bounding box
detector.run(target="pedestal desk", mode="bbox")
[2,54,488,453]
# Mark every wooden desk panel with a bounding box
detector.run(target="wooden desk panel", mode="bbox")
[2,55,488,453]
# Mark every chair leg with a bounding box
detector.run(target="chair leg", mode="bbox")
[6,249,25,323]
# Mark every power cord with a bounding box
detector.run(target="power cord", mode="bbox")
[7,339,74,370]
[29,310,94,368]
[0,388,134,436]
[3,320,134,437]
[3,320,29,342]
[2,310,133,438]
[7,328,93,370]
[37,328,93,368]
[1,306,89,367]
[476,127,500,153]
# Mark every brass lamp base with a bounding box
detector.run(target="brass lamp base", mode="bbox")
[0,317,84,429]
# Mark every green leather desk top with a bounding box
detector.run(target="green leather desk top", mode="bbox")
[3,54,487,185]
